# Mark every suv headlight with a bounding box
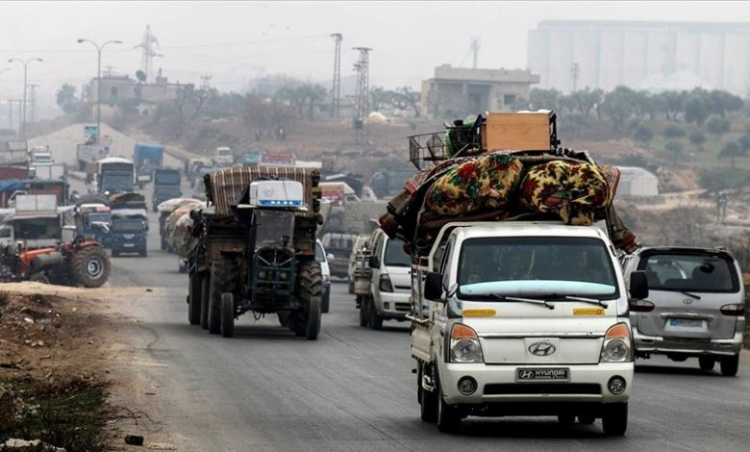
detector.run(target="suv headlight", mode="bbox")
[449,323,484,363]
[600,323,633,363]
[379,274,393,292]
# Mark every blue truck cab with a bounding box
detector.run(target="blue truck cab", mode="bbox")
[134,143,165,187]
[79,203,111,247]
[110,208,149,257]
[152,169,182,212]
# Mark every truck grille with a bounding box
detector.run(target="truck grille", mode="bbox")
[484,384,601,395]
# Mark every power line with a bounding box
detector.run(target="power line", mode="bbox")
[158,34,329,51]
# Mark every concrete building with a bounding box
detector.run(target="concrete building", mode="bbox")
[421,65,540,119]
[91,71,184,106]
[617,166,659,197]
[528,20,750,96]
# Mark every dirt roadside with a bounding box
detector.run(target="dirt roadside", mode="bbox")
[0,283,176,451]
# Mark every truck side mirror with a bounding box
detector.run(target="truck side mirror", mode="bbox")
[368,255,380,269]
[327,253,334,262]
[629,271,649,300]
[424,272,444,302]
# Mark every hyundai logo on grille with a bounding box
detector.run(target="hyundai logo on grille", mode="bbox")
[682,299,693,305]
[529,342,557,356]
[518,369,535,380]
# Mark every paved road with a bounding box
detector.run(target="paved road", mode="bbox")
[94,191,750,451]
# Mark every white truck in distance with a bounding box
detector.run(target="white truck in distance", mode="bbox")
[213,147,233,167]
[410,221,649,435]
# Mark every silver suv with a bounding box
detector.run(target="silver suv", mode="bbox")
[621,247,745,376]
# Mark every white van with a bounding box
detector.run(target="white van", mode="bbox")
[360,228,412,329]
[411,222,647,435]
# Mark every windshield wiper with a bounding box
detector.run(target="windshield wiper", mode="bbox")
[551,294,609,308]
[491,294,555,310]
[680,291,702,300]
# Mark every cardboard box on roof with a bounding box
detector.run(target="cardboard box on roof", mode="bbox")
[481,112,553,151]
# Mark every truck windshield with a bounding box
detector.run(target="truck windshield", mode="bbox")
[112,218,146,232]
[457,237,618,300]
[155,173,180,184]
[102,174,134,189]
[384,238,410,267]
[638,253,738,293]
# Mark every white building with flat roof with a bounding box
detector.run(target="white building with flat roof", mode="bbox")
[528,20,750,96]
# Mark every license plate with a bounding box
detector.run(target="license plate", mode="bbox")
[669,318,702,328]
[123,243,135,248]
[516,367,570,382]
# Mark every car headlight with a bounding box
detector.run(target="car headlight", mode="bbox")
[449,323,484,363]
[600,323,633,363]
[279,271,288,280]
[258,270,268,279]
[379,274,393,292]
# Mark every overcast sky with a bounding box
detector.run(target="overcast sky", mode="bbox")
[1,1,749,113]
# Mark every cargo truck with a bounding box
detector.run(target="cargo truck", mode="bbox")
[152,169,182,212]
[133,143,165,186]
[97,157,135,195]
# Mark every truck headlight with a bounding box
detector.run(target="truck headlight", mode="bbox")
[600,323,633,363]
[379,274,393,292]
[449,323,484,363]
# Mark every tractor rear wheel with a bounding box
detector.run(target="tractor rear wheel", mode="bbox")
[188,273,203,325]
[29,272,50,284]
[71,245,110,288]
[200,274,210,329]
[208,256,239,335]
[298,260,322,340]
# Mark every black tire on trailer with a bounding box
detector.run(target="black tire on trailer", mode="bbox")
[200,274,210,329]
[298,260,322,340]
[359,297,368,327]
[221,293,235,338]
[208,256,239,335]
[188,273,203,325]
[71,245,110,288]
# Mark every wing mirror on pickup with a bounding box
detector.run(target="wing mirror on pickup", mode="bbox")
[628,270,649,300]
[424,272,444,302]
[368,255,380,269]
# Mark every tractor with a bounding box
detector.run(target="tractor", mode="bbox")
[187,167,323,339]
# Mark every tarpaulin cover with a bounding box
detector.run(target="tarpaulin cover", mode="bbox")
[0,181,25,193]
[206,166,319,218]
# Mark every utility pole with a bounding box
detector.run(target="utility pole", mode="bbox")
[78,38,122,143]
[0,67,10,131]
[330,33,342,118]
[200,75,212,90]
[571,62,580,92]
[352,47,372,122]
[28,84,39,124]
[7,57,43,139]
[8,99,21,133]
[471,38,480,69]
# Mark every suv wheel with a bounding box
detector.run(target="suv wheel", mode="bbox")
[699,356,715,372]
[720,354,740,377]
[602,403,628,436]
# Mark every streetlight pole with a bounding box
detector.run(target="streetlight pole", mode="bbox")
[0,68,10,132]
[78,39,121,143]
[7,58,42,139]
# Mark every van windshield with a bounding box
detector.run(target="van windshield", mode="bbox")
[638,252,738,293]
[384,238,410,267]
[457,237,618,300]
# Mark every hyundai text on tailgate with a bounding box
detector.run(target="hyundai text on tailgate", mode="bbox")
[621,246,745,376]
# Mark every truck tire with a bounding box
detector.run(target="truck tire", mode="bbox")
[188,273,203,325]
[436,373,460,433]
[140,248,148,258]
[160,237,167,251]
[72,245,110,288]
[298,260,322,340]
[29,272,50,284]
[200,274,210,329]
[602,403,628,436]
[208,257,239,335]
[321,286,330,314]
[699,356,715,371]
[221,293,235,338]
[419,364,438,423]
[369,297,383,330]
[359,297,368,327]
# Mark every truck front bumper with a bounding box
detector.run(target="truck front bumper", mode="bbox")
[437,361,633,410]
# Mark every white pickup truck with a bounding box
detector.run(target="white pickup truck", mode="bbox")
[409,221,649,435]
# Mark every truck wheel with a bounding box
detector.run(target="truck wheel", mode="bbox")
[188,273,203,325]
[720,354,740,377]
[140,248,148,257]
[558,414,575,426]
[699,356,715,371]
[209,257,239,335]
[348,281,354,294]
[602,403,628,436]
[160,238,167,251]
[577,415,596,425]
[221,293,235,338]
[419,364,438,423]
[321,287,330,314]
[359,297,368,327]
[72,245,110,288]
[29,272,50,284]
[369,298,383,330]
[200,275,210,329]
[299,260,323,340]
[436,374,460,433]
